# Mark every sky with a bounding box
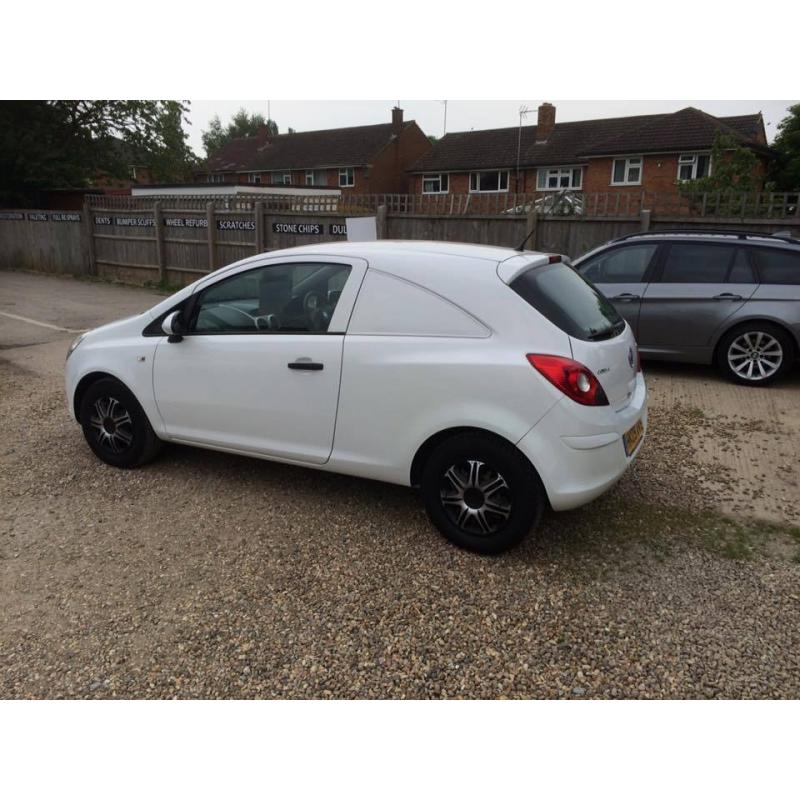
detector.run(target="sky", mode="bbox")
[186,100,797,157]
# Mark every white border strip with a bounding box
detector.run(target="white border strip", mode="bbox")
[0,311,86,334]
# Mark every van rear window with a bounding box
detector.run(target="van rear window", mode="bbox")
[510,262,625,341]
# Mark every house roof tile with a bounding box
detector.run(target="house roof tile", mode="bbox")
[205,121,414,173]
[409,108,767,172]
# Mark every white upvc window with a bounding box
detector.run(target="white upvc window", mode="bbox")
[305,170,316,186]
[677,153,711,182]
[272,172,291,185]
[469,170,509,193]
[536,166,583,191]
[338,167,355,187]
[248,173,262,184]
[208,173,225,183]
[611,156,643,186]
[422,174,449,194]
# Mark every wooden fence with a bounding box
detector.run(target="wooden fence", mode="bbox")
[295,189,800,219]
[1,192,798,287]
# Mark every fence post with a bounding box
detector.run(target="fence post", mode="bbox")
[525,209,538,249]
[82,196,97,277]
[153,201,166,284]
[254,201,264,252]
[639,209,651,232]
[376,204,387,239]
[206,202,216,271]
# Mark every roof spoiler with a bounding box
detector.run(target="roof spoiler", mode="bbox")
[498,253,565,285]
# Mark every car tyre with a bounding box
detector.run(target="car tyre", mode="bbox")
[717,323,794,386]
[79,378,162,468]
[420,432,545,554]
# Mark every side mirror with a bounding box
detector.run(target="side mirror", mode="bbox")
[162,311,185,343]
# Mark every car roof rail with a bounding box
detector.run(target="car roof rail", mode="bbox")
[771,230,799,242]
[612,228,799,244]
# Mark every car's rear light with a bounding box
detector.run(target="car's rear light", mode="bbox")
[547,255,561,263]
[526,354,609,406]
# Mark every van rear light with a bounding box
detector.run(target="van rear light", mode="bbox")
[526,354,609,406]
[547,255,561,263]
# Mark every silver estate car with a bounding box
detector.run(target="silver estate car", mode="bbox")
[574,230,800,385]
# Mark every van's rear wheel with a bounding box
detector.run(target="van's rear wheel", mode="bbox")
[420,432,544,554]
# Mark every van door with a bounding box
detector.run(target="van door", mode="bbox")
[152,256,366,464]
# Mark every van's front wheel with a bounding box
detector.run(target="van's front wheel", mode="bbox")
[79,378,162,468]
[420,432,544,554]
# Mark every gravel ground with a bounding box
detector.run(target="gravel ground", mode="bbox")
[2,272,800,699]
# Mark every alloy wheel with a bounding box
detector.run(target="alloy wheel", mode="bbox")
[89,396,134,454]
[727,331,783,381]
[439,459,512,535]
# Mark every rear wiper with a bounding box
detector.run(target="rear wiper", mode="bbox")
[586,328,615,341]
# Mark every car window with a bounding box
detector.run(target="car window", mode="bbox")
[511,262,625,342]
[190,262,351,333]
[579,244,657,283]
[728,249,756,283]
[660,243,735,283]
[752,248,800,285]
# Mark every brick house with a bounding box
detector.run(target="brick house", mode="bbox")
[408,104,771,200]
[195,107,431,194]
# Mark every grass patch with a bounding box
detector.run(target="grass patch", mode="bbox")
[537,499,800,569]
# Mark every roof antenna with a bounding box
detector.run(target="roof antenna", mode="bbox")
[515,227,536,252]
[516,105,532,193]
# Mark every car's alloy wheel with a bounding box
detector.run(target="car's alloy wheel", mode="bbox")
[89,396,135,454]
[718,323,794,386]
[726,331,783,382]
[420,432,544,554]
[79,378,162,468]
[439,459,512,535]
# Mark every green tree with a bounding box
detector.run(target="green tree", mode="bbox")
[0,100,194,205]
[134,102,197,183]
[679,132,760,194]
[201,108,279,157]
[770,103,800,190]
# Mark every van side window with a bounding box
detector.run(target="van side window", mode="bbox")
[190,263,351,333]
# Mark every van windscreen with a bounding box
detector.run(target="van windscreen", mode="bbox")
[510,262,625,341]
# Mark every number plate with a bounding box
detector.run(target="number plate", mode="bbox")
[622,419,644,456]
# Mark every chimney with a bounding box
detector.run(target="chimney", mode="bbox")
[536,102,556,143]
[392,106,404,136]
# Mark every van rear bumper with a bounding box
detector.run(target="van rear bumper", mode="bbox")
[516,371,647,511]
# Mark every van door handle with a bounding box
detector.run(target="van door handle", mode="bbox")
[611,293,640,302]
[288,360,323,371]
[713,293,743,301]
